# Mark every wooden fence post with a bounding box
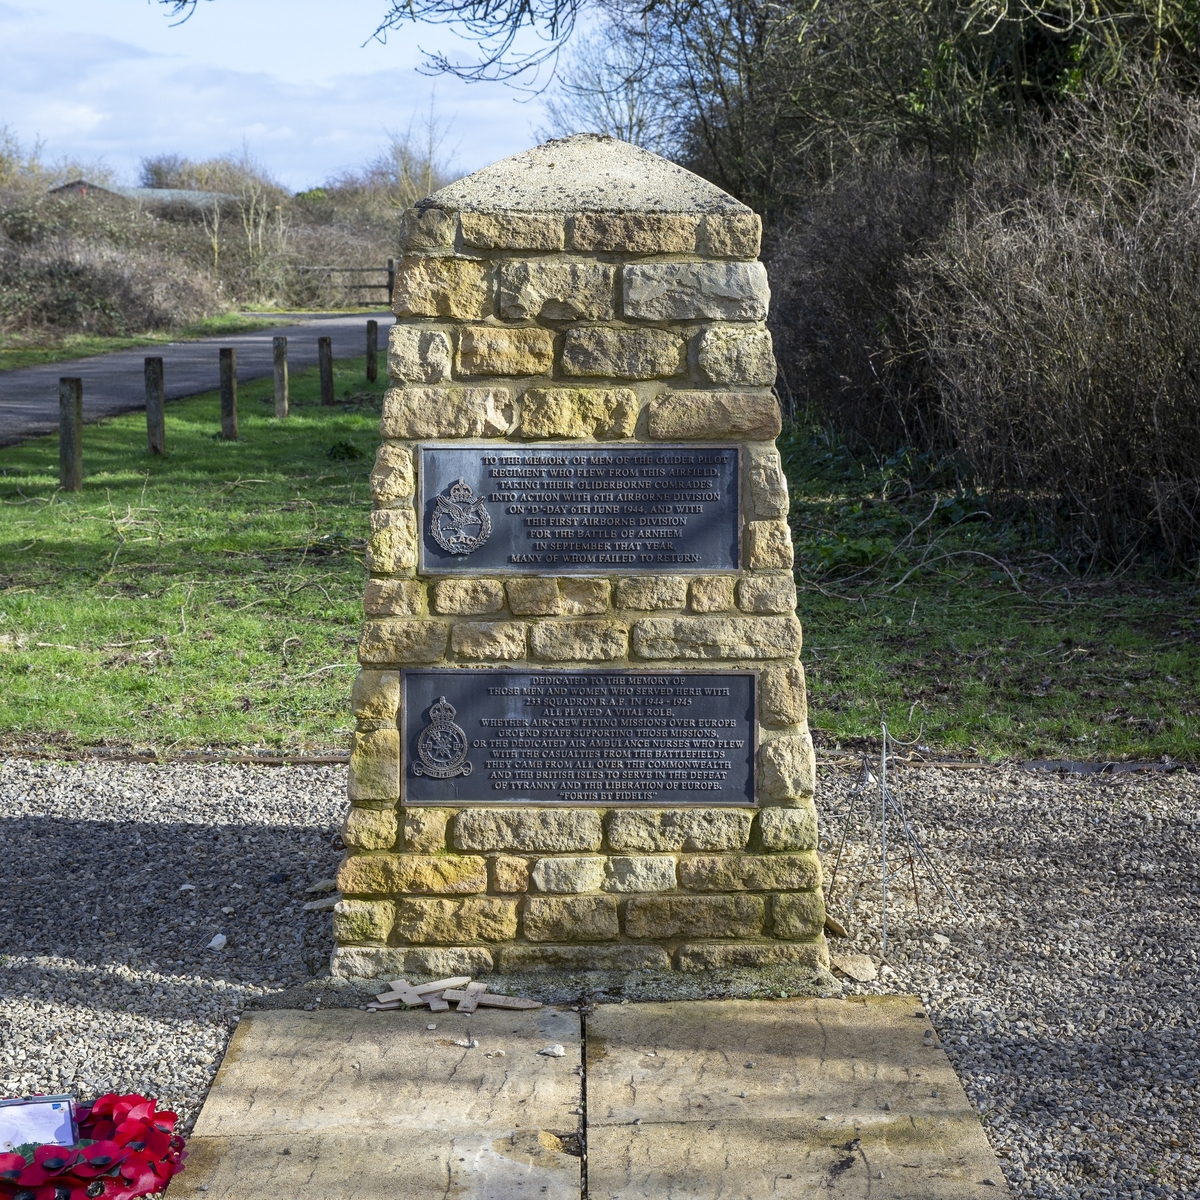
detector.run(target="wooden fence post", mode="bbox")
[366,319,378,382]
[145,357,166,455]
[273,336,289,418]
[59,377,83,491]
[387,258,396,305]
[220,348,238,440]
[318,336,334,406]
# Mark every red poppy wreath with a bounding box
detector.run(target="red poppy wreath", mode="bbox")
[0,1094,185,1200]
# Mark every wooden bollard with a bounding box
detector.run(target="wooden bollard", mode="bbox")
[220,347,238,440]
[366,319,378,383]
[273,336,289,418]
[58,377,83,491]
[318,336,334,406]
[144,357,165,455]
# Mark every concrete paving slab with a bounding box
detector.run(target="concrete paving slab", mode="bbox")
[585,995,1010,1199]
[168,1006,582,1200]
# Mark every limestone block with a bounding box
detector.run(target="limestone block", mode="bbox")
[402,946,496,976]
[366,508,417,574]
[757,662,808,728]
[386,326,452,383]
[498,259,615,321]
[698,211,762,258]
[613,577,688,611]
[497,944,671,972]
[433,578,505,615]
[337,853,487,895]
[772,891,826,939]
[392,255,491,320]
[458,326,555,377]
[673,939,828,971]
[451,620,527,660]
[570,212,699,254]
[393,896,518,943]
[369,444,415,502]
[631,615,801,661]
[737,575,796,614]
[531,856,607,893]
[332,899,395,944]
[381,387,513,439]
[759,731,816,801]
[398,205,456,252]
[350,670,400,720]
[329,946,403,977]
[746,449,789,519]
[348,728,399,800]
[460,211,564,250]
[603,856,677,893]
[561,328,686,379]
[518,388,637,439]
[677,852,821,892]
[756,803,818,851]
[695,325,776,386]
[747,520,795,569]
[530,619,628,661]
[523,895,619,941]
[606,808,753,852]
[403,808,452,853]
[342,806,399,851]
[454,808,603,852]
[359,619,449,665]
[508,578,610,616]
[624,894,765,939]
[623,262,769,321]
[490,855,531,893]
[648,391,781,440]
[363,580,425,617]
[690,575,735,613]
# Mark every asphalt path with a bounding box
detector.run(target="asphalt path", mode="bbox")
[0,311,395,446]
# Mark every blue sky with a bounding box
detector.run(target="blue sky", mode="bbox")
[0,0,553,189]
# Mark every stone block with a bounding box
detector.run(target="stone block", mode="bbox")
[387,326,452,383]
[329,945,405,978]
[337,853,488,895]
[359,619,449,665]
[689,575,735,612]
[623,262,769,321]
[398,205,456,251]
[363,580,425,617]
[507,578,610,616]
[603,856,677,893]
[530,619,628,661]
[498,259,615,320]
[531,856,607,893]
[561,328,686,379]
[518,388,637,439]
[403,808,452,853]
[698,211,762,258]
[648,391,781,440]
[570,212,699,254]
[402,946,496,976]
[393,897,518,943]
[342,806,399,851]
[458,326,555,377]
[759,731,816,800]
[746,449,789,519]
[496,944,671,972]
[606,808,753,852]
[365,508,417,574]
[490,855,531,893]
[624,894,764,939]
[369,444,415,503]
[460,211,565,250]
[737,575,796,614]
[756,803,818,851]
[348,728,399,800]
[757,662,808,728]
[454,808,603,852]
[332,899,394,944]
[350,670,400,720]
[381,387,513,439]
[772,891,826,939]
[747,520,794,569]
[433,578,505,615]
[631,615,801,661]
[673,939,828,972]
[392,255,491,320]
[694,325,776,386]
[451,620,527,660]
[613,576,688,611]
[677,853,821,892]
[523,895,619,941]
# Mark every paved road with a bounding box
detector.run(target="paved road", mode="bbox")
[0,311,395,446]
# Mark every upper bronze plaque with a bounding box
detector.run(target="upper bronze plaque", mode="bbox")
[418,443,740,573]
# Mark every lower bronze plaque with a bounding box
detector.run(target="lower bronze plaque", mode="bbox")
[402,668,756,807]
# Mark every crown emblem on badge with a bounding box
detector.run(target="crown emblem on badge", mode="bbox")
[413,696,472,779]
[430,477,492,556]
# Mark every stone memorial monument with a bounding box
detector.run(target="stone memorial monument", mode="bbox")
[331,134,825,980]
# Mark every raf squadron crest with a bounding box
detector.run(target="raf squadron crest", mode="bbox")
[413,696,472,779]
[429,478,491,556]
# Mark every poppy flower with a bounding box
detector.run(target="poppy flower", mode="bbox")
[66,1142,126,1180]
[0,1152,28,1181]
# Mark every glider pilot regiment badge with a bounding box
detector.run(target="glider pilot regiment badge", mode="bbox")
[430,477,491,556]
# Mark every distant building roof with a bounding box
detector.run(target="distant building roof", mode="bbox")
[49,180,237,206]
